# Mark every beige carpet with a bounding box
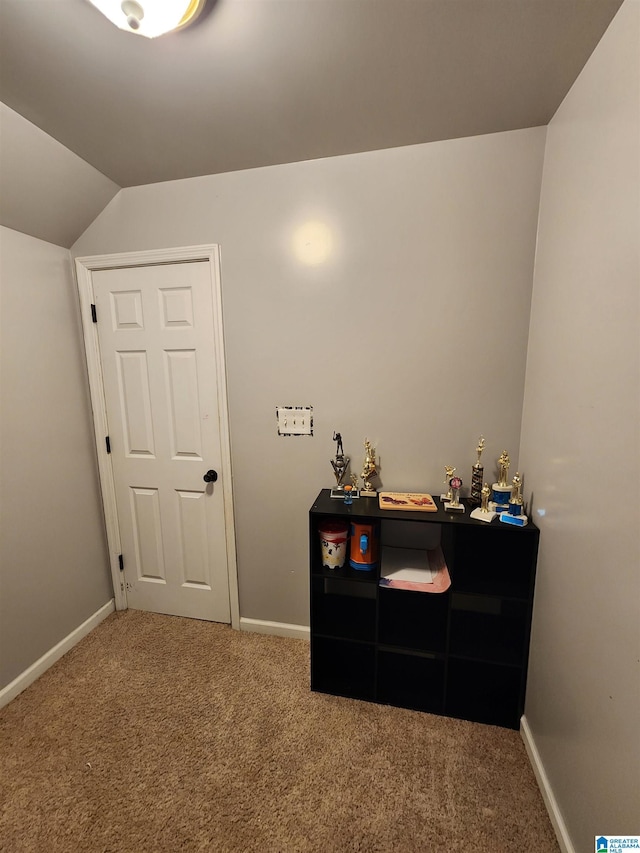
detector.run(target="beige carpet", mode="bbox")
[0,611,559,852]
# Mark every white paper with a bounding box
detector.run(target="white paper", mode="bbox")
[381,546,435,584]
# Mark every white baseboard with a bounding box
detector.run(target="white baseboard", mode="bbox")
[0,599,115,709]
[520,715,575,853]
[239,616,310,641]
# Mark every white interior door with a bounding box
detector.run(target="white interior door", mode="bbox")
[90,258,232,622]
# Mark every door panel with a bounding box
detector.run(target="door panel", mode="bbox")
[117,351,155,455]
[130,487,165,582]
[164,349,203,459]
[92,260,231,622]
[176,490,210,587]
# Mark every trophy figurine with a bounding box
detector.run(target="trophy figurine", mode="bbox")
[500,472,528,526]
[445,476,465,512]
[481,482,491,512]
[440,466,456,501]
[497,450,510,486]
[491,450,511,511]
[470,481,497,522]
[360,438,378,497]
[470,436,485,506]
[330,432,350,499]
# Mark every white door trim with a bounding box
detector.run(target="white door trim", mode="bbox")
[74,245,240,629]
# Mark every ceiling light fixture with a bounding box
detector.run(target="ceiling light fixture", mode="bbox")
[87,0,207,39]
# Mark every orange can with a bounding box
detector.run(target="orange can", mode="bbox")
[349,521,379,571]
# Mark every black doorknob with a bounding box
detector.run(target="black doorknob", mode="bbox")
[203,469,218,483]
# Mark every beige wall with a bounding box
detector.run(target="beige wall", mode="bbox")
[1,6,636,842]
[73,127,547,627]
[520,0,640,848]
[0,226,113,688]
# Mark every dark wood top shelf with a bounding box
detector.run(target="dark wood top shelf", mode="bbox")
[310,488,538,532]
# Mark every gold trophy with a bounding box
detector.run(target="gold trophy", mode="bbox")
[500,472,528,526]
[444,475,464,512]
[330,432,351,499]
[498,451,510,486]
[471,481,497,522]
[481,483,491,512]
[491,450,511,511]
[440,465,456,502]
[470,436,485,506]
[360,439,378,497]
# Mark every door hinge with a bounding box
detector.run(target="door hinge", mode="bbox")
[105,436,111,454]
[91,304,97,323]
[118,554,124,572]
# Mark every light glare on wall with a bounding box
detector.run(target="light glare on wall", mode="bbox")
[86,0,206,38]
[292,221,333,266]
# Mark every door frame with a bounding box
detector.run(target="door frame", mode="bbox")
[74,245,240,628]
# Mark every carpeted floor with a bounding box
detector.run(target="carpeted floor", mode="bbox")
[0,611,559,852]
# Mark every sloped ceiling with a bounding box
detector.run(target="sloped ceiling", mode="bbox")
[0,104,119,248]
[0,0,625,246]
[0,0,624,188]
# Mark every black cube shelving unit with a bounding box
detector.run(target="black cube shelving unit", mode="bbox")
[309,489,539,729]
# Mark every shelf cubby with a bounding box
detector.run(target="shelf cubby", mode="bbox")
[378,586,449,653]
[377,650,445,714]
[449,594,528,666]
[311,576,376,642]
[311,637,375,701]
[445,658,523,729]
